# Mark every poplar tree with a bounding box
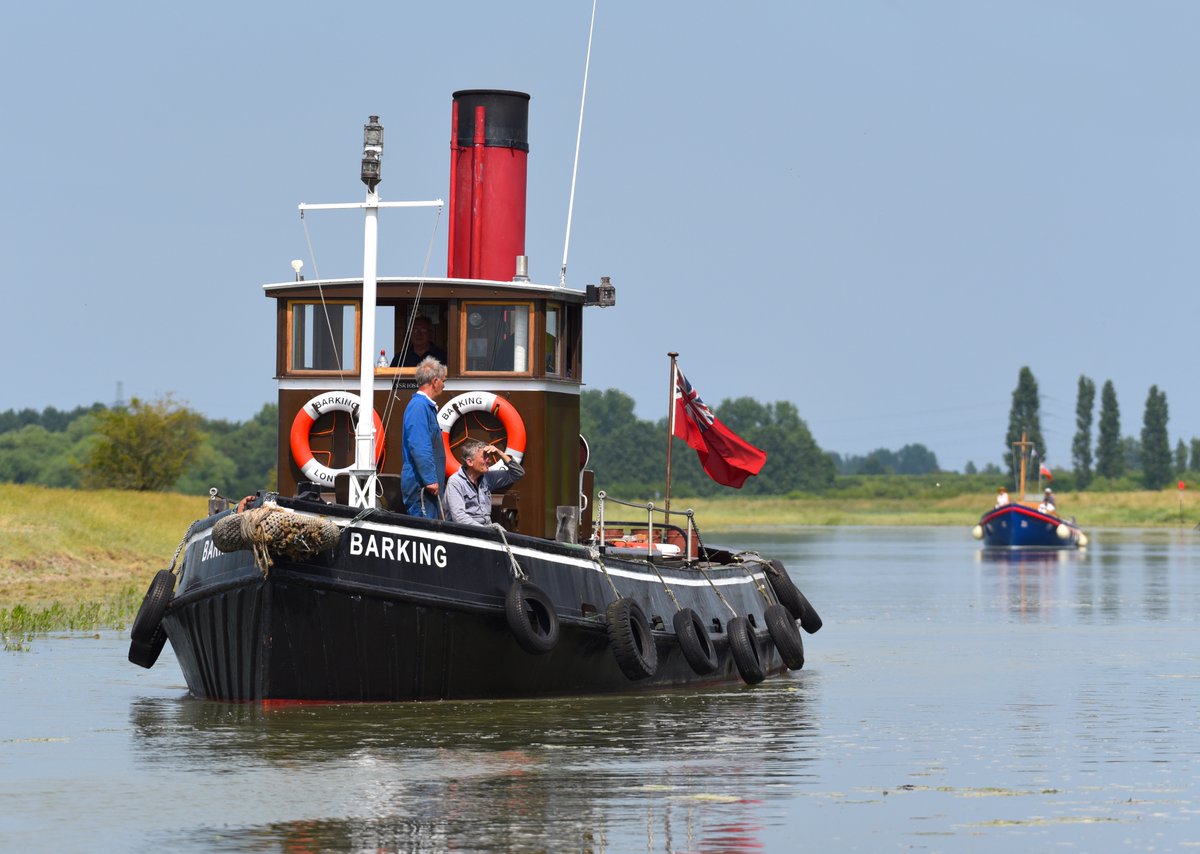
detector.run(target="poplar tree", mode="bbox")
[1071,375,1095,489]
[1175,439,1188,476]
[1005,367,1045,469]
[1140,385,1171,490]
[1191,438,1200,472]
[1095,381,1123,479]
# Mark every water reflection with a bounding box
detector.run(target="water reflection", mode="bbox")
[12,527,1200,852]
[975,548,1076,619]
[130,681,819,852]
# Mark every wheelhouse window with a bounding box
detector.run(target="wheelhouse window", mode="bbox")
[289,300,357,372]
[386,302,450,370]
[545,303,562,375]
[564,304,581,379]
[462,302,532,374]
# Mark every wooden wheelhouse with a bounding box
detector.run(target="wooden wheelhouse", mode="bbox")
[267,274,594,540]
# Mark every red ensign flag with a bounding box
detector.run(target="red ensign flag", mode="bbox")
[674,367,767,488]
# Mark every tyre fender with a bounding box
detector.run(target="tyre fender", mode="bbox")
[672,608,718,675]
[504,579,559,654]
[607,598,658,680]
[764,603,805,670]
[131,569,175,643]
[766,560,823,633]
[727,616,766,685]
[128,625,168,669]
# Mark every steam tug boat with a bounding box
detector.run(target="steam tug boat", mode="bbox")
[127,90,821,702]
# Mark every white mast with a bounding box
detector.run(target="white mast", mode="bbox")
[298,115,443,509]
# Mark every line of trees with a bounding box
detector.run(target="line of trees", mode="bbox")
[0,398,276,496]
[1,372,1193,497]
[580,389,835,496]
[829,444,940,476]
[0,391,841,498]
[1005,366,1187,491]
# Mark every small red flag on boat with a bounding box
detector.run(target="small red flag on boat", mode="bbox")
[673,366,767,488]
[1039,463,1052,481]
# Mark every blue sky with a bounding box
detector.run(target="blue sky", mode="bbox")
[4,2,1197,472]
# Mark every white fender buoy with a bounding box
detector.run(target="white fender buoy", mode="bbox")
[971,525,984,540]
[1056,523,1070,540]
[1078,533,1089,547]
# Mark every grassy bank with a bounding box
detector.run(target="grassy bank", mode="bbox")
[670,489,1198,530]
[1,483,1195,635]
[0,484,206,640]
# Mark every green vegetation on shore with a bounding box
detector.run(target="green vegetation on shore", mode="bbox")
[674,489,1195,529]
[2,482,1196,638]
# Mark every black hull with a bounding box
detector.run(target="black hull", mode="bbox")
[163,499,794,702]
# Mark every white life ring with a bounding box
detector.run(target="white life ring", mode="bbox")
[289,391,384,486]
[437,391,527,476]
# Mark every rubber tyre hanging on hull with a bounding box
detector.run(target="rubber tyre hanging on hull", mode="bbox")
[764,604,804,670]
[766,560,823,633]
[505,579,560,654]
[672,607,718,675]
[607,598,658,680]
[128,624,168,669]
[131,569,175,643]
[727,616,766,685]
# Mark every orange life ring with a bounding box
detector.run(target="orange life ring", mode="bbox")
[289,391,384,487]
[437,391,527,476]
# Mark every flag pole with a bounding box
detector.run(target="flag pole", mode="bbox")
[665,351,678,519]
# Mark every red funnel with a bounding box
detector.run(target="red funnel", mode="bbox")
[447,89,529,281]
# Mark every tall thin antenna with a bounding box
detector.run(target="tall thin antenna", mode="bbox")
[560,0,599,287]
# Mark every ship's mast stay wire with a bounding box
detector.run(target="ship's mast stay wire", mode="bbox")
[560,0,598,287]
[382,208,443,432]
[301,211,342,372]
[300,204,444,434]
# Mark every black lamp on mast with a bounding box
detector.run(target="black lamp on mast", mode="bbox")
[361,115,383,191]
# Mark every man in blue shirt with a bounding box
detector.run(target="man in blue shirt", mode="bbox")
[444,439,525,526]
[401,357,447,518]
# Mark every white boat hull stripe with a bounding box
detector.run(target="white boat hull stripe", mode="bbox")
[191,517,764,588]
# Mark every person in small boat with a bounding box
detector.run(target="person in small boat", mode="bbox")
[1039,488,1056,514]
[995,487,1010,507]
[444,439,525,526]
[401,357,447,518]
[390,317,448,368]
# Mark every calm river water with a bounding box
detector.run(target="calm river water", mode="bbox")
[3,527,1200,852]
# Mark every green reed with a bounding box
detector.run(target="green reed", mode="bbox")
[1,587,140,651]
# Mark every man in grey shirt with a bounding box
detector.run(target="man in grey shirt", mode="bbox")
[444,439,525,526]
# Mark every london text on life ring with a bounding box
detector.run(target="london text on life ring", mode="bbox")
[289,391,385,486]
[437,391,527,477]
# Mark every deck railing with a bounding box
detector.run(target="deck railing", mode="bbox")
[593,491,697,562]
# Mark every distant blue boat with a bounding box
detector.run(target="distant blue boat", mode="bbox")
[971,430,1088,550]
[975,503,1084,549]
